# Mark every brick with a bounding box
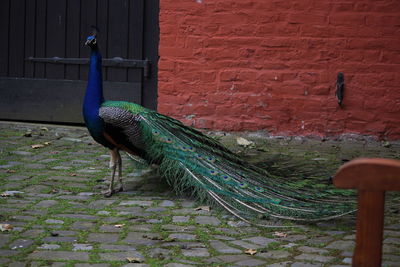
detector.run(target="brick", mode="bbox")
[373,2,400,13]
[347,39,399,50]
[381,51,400,64]
[158,59,175,71]
[333,3,354,12]
[193,118,214,129]
[159,47,194,58]
[300,25,335,37]
[366,15,400,26]
[287,13,327,24]
[192,104,216,116]
[309,85,330,95]
[200,71,217,82]
[292,0,317,11]
[354,2,372,12]
[219,70,239,82]
[202,48,239,60]
[329,14,365,26]
[261,37,298,48]
[299,72,319,84]
[159,94,191,105]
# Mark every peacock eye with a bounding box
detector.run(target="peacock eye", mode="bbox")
[209,170,218,175]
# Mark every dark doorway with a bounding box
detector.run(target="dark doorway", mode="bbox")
[0,0,158,124]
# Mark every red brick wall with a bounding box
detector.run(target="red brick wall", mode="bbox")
[158,0,400,140]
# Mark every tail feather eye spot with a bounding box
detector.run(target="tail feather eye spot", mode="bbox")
[238,182,248,189]
[272,199,281,204]
[159,137,173,144]
[255,186,264,192]
[222,175,232,181]
[207,156,216,163]
[152,130,160,136]
[210,170,218,176]
[188,146,196,152]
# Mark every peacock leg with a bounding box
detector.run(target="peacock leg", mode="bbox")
[103,148,119,197]
[115,150,124,192]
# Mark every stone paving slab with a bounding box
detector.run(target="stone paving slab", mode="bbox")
[0,122,399,266]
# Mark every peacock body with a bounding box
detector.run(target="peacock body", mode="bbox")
[83,32,355,223]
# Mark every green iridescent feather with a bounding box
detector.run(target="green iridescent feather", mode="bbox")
[101,101,355,223]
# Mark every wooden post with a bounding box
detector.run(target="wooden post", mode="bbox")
[354,190,385,266]
[334,158,400,267]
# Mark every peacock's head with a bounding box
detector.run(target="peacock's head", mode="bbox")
[85,26,99,48]
[85,35,97,47]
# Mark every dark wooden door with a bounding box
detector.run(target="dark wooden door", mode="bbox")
[0,0,158,124]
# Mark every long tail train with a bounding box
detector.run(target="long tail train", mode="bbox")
[106,101,356,223]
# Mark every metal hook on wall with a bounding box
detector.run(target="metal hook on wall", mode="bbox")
[336,72,344,107]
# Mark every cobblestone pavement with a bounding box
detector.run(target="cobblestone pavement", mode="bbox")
[0,122,399,267]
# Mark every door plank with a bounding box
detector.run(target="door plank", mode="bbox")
[142,0,159,110]
[8,0,25,77]
[0,0,10,76]
[107,0,129,82]
[46,0,67,79]
[34,0,47,78]
[65,0,81,80]
[79,0,97,81]
[24,0,37,78]
[128,0,144,83]
[97,0,110,81]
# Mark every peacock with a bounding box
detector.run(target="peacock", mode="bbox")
[83,30,355,223]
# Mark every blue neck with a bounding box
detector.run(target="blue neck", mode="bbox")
[83,47,105,136]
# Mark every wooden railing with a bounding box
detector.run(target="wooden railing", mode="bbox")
[334,158,400,267]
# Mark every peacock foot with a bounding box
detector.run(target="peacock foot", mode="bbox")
[101,188,120,197]
[115,184,124,193]
[102,184,124,197]
[102,189,114,197]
